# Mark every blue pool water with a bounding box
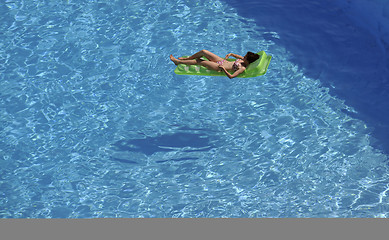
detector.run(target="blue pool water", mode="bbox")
[0,0,388,218]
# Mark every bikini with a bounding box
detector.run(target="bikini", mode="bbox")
[217,59,242,71]
[216,59,226,65]
[232,59,241,71]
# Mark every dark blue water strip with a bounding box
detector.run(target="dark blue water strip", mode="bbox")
[222,0,389,155]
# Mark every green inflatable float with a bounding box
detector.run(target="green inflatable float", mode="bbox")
[174,51,271,78]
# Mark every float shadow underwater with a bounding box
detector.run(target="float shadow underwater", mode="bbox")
[111,127,218,164]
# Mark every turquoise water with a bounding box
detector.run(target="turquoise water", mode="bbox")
[1,0,388,218]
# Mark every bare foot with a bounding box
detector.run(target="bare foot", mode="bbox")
[170,55,180,65]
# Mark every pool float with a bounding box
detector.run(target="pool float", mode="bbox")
[174,51,271,78]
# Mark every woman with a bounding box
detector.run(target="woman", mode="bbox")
[170,50,260,79]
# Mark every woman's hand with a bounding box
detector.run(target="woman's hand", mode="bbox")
[218,65,226,73]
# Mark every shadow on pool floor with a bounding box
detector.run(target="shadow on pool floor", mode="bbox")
[110,126,218,164]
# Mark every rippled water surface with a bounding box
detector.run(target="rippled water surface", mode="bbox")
[1,0,388,218]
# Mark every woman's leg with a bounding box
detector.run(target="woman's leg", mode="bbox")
[170,55,221,71]
[170,55,200,65]
[199,60,221,71]
[179,49,223,62]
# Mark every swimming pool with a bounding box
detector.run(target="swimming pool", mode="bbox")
[0,0,388,218]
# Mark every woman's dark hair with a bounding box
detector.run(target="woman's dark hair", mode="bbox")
[246,52,260,64]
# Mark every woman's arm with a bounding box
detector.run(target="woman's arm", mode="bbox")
[219,66,246,79]
[225,53,244,59]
